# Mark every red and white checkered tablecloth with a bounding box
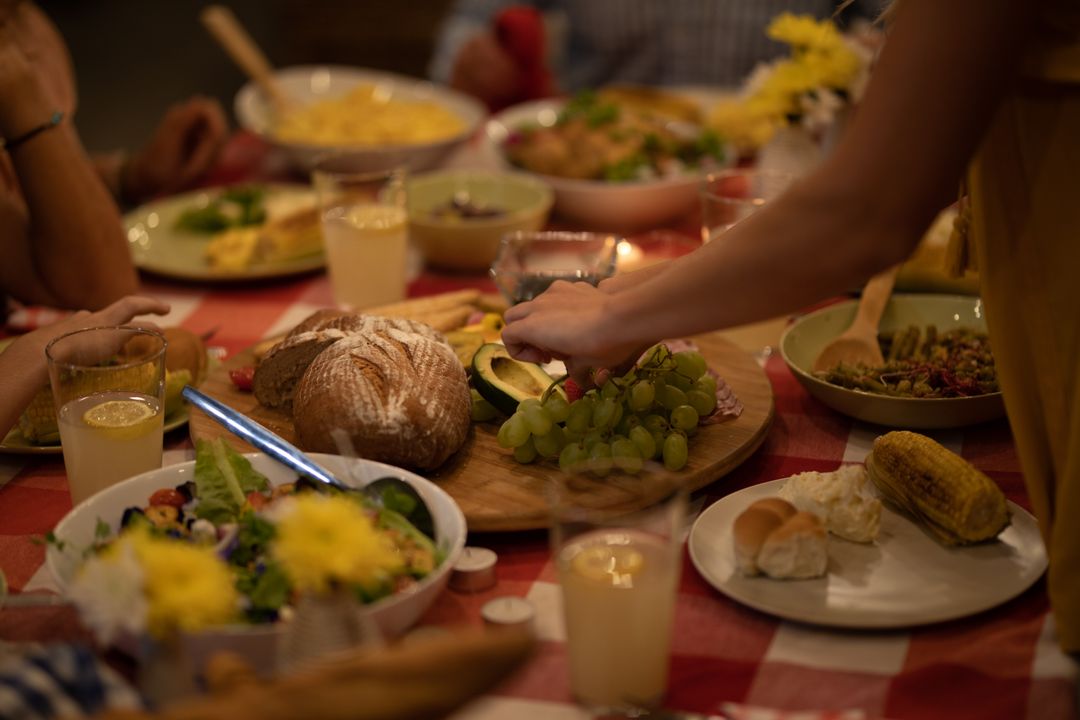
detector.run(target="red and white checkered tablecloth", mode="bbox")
[1,132,1076,717]
[2,268,1075,720]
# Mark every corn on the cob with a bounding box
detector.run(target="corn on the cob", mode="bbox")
[17,386,59,444]
[866,431,1010,545]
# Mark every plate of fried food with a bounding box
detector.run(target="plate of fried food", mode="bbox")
[781,294,1005,428]
[485,89,731,231]
[689,431,1046,629]
[125,184,324,281]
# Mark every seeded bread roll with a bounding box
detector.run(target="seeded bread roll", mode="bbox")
[292,324,471,470]
[254,329,349,411]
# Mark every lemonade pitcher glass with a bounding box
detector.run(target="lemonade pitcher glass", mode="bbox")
[550,469,687,715]
[46,326,166,505]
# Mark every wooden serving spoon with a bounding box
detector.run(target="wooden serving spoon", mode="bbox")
[812,265,901,373]
[200,5,293,117]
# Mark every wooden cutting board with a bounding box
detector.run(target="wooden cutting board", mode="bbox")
[189,332,774,531]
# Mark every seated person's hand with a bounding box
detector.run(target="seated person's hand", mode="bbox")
[123,96,227,203]
[450,33,520,109]
[16,295,171,360]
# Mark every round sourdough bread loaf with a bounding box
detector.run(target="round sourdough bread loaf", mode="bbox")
[292,321,470,470]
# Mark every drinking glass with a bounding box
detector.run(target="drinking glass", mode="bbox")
[490,231,620,305]
[700,169,793,243]
[46,327,166,505]
[549,469,687,715]
[313,158,409,310]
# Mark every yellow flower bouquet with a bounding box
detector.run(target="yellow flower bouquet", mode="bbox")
[709,13,873,152]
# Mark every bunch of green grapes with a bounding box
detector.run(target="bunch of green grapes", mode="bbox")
[494,345,717,476]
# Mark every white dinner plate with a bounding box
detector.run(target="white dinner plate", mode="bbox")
[688,478,1047,629]
[125,184,323,282]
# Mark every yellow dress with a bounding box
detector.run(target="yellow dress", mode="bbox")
[968,6,1080,652]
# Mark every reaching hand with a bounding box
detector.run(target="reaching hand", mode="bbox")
[19,295,171,360]
[123,96,227,202]
[501,280,646,385]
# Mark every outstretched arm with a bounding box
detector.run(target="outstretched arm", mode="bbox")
[503,0,1030,378]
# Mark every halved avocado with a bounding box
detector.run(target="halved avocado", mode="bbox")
[472,343,564,416]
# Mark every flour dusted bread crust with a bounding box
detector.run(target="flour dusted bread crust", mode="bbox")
[292,323,470,470]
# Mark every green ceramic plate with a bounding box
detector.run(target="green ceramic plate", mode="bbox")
[781,294,1005,429]
[125,184,323,282]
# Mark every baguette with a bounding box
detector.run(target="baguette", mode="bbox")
[364,289,481,319]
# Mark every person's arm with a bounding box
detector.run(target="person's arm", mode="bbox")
[0,7,137,309]
[0,295,170,439]
[503,0,1030,376]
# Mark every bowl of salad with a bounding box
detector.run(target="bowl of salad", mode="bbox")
[485,91,731,231]
[47,440,466,670]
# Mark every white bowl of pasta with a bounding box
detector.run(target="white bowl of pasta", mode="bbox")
[235,65,486,172]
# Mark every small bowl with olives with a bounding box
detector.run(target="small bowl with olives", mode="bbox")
[407,170,554,271]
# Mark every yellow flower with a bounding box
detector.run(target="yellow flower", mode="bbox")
[272,495,403,594]
[802,45,863,90]
[767,13,842,51]
[708,99,781,151]
[128,532,238,638]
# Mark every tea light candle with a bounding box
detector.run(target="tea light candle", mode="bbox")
[480,596,535,631]
[449,546,498,592]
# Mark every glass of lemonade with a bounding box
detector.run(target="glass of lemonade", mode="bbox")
[313,158,409,310]
[700,169,793,244]
[46,327,166,506]
[550,469,687,715]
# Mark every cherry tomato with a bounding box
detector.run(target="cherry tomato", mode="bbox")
[246,492,268,510]
[229,366,256,392]
[148,488,186,508]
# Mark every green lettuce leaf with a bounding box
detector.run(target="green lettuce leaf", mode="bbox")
[193,438,269,524]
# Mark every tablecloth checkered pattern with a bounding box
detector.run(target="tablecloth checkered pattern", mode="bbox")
[1,212,1077,719]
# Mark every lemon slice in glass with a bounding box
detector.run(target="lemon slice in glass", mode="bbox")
[83,399,159,440]
[570,543,645,587]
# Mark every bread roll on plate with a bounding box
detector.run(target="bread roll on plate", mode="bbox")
[733,498,827,580]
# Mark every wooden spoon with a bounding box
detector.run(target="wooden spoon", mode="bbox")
[812,265,901,373]
[200,5,293,117]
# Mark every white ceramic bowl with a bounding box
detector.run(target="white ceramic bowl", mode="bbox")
[781,294,1005,429]
[235,66,486,172]
[485,98,732,231]
[48,453,466,673]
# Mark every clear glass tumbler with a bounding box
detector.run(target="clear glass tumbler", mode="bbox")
[313,158,409,310]
[46,326,166,505]
[700,169,793,243]
[549,469,687,715]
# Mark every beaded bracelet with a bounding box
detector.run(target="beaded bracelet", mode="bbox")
[1,110,65,153]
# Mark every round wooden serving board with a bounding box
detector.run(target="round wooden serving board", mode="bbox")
[189,333,774,532]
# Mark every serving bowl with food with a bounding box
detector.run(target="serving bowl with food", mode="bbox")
[48,441,466,672]
[235,66,486,172]
[407,170,554,271]
[485,92,731,230]
[781,294,1005,428]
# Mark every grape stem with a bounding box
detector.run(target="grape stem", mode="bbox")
[540,374,569,404]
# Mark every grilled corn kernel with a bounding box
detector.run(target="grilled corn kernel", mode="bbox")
[867,431,1010,545]
[17,387,58,444]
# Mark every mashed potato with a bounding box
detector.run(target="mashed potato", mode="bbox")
[275,84,465,147]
